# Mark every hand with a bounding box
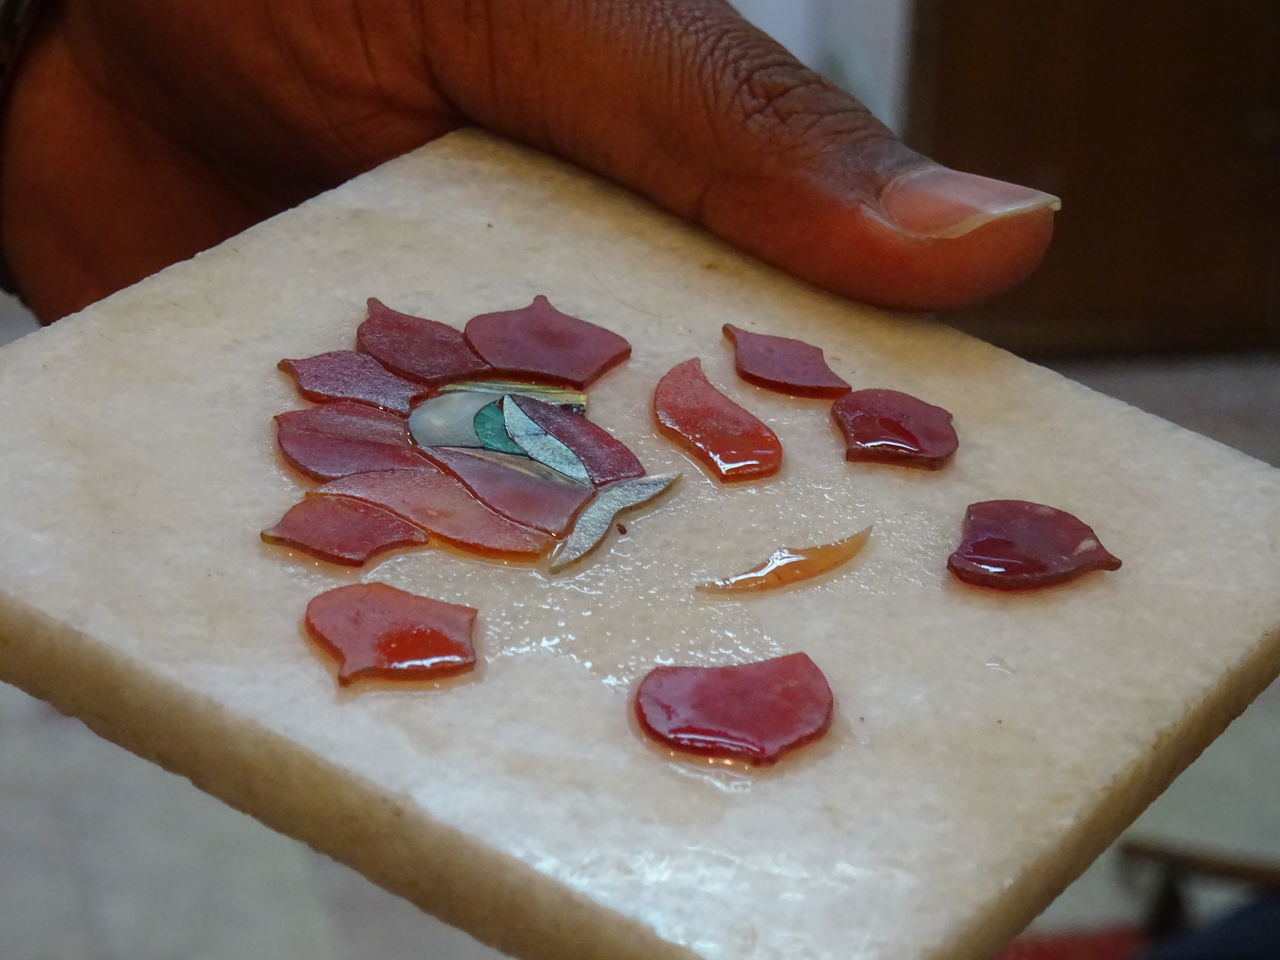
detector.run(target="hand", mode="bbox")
[1,0,1057,323]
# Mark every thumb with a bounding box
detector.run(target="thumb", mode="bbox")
[425,0,1057,311]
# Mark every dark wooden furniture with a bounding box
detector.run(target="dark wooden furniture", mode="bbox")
[908,0,1280,355]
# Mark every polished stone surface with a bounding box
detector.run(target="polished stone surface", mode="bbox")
[1,205,1276,958]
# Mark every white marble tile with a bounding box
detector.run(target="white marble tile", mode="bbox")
[2,349,1277,953]
[1025,355,1280,934]
[1049,354,1280,467]
[310,853,509,959]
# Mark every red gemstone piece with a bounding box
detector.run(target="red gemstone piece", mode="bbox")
[723,324,850,398]
[831,388,958,469]
[314,467,554,560]
[261,496,428,566]
[463,296,631,388]
[278,351,430,416]
[509,395,644,486]
[305,583,477,686]
[653,358,782,482]
[357,298,492,386]
[422,447,593,536]
[634,653,834,765]
[275,401,428,481]
[948,499,1122,590]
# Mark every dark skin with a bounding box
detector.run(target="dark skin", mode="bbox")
[0,0,1056,324]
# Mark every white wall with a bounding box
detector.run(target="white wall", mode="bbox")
[731,0,824,68]
[814,0,913,132]
[733,0,912,133]
[0,293,37,346]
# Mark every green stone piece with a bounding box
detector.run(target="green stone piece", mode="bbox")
[473,400,527,456]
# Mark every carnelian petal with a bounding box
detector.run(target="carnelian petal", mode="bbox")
[723,324,850,398]
[358,298,492,386]
[510,395,645,486]
[423,447,593,536]
[313,467,554,560]
[634,653,834,765]
[832,389,958,469]
[653,359,782,482]
[305,583,477,686]
[948,499,1122,590]
[261,496,428,565]
[463,296,631,388]
[275,401,429,481]
[278,351,429,415]
[698,527,872,594]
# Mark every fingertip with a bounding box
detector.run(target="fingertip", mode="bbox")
[857,201,1059,311]
[708,173,1057,313]
[876,166,1060,241]
[863,164,1060,308]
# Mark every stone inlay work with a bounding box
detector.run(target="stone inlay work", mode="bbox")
[266,297,672,576]
[264,297,1117,769]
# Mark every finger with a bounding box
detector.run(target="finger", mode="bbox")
[422,0,1057,311]
[0,19,271,321]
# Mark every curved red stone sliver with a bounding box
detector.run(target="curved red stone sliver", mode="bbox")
[421,446,594,536]
[313,466,555,560]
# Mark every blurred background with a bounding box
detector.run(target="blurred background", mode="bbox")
[2,2,1277,959]
[740,0,1280,357]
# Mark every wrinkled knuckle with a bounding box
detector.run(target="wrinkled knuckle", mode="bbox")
[737,62,827,126]
[700,31,888,165]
